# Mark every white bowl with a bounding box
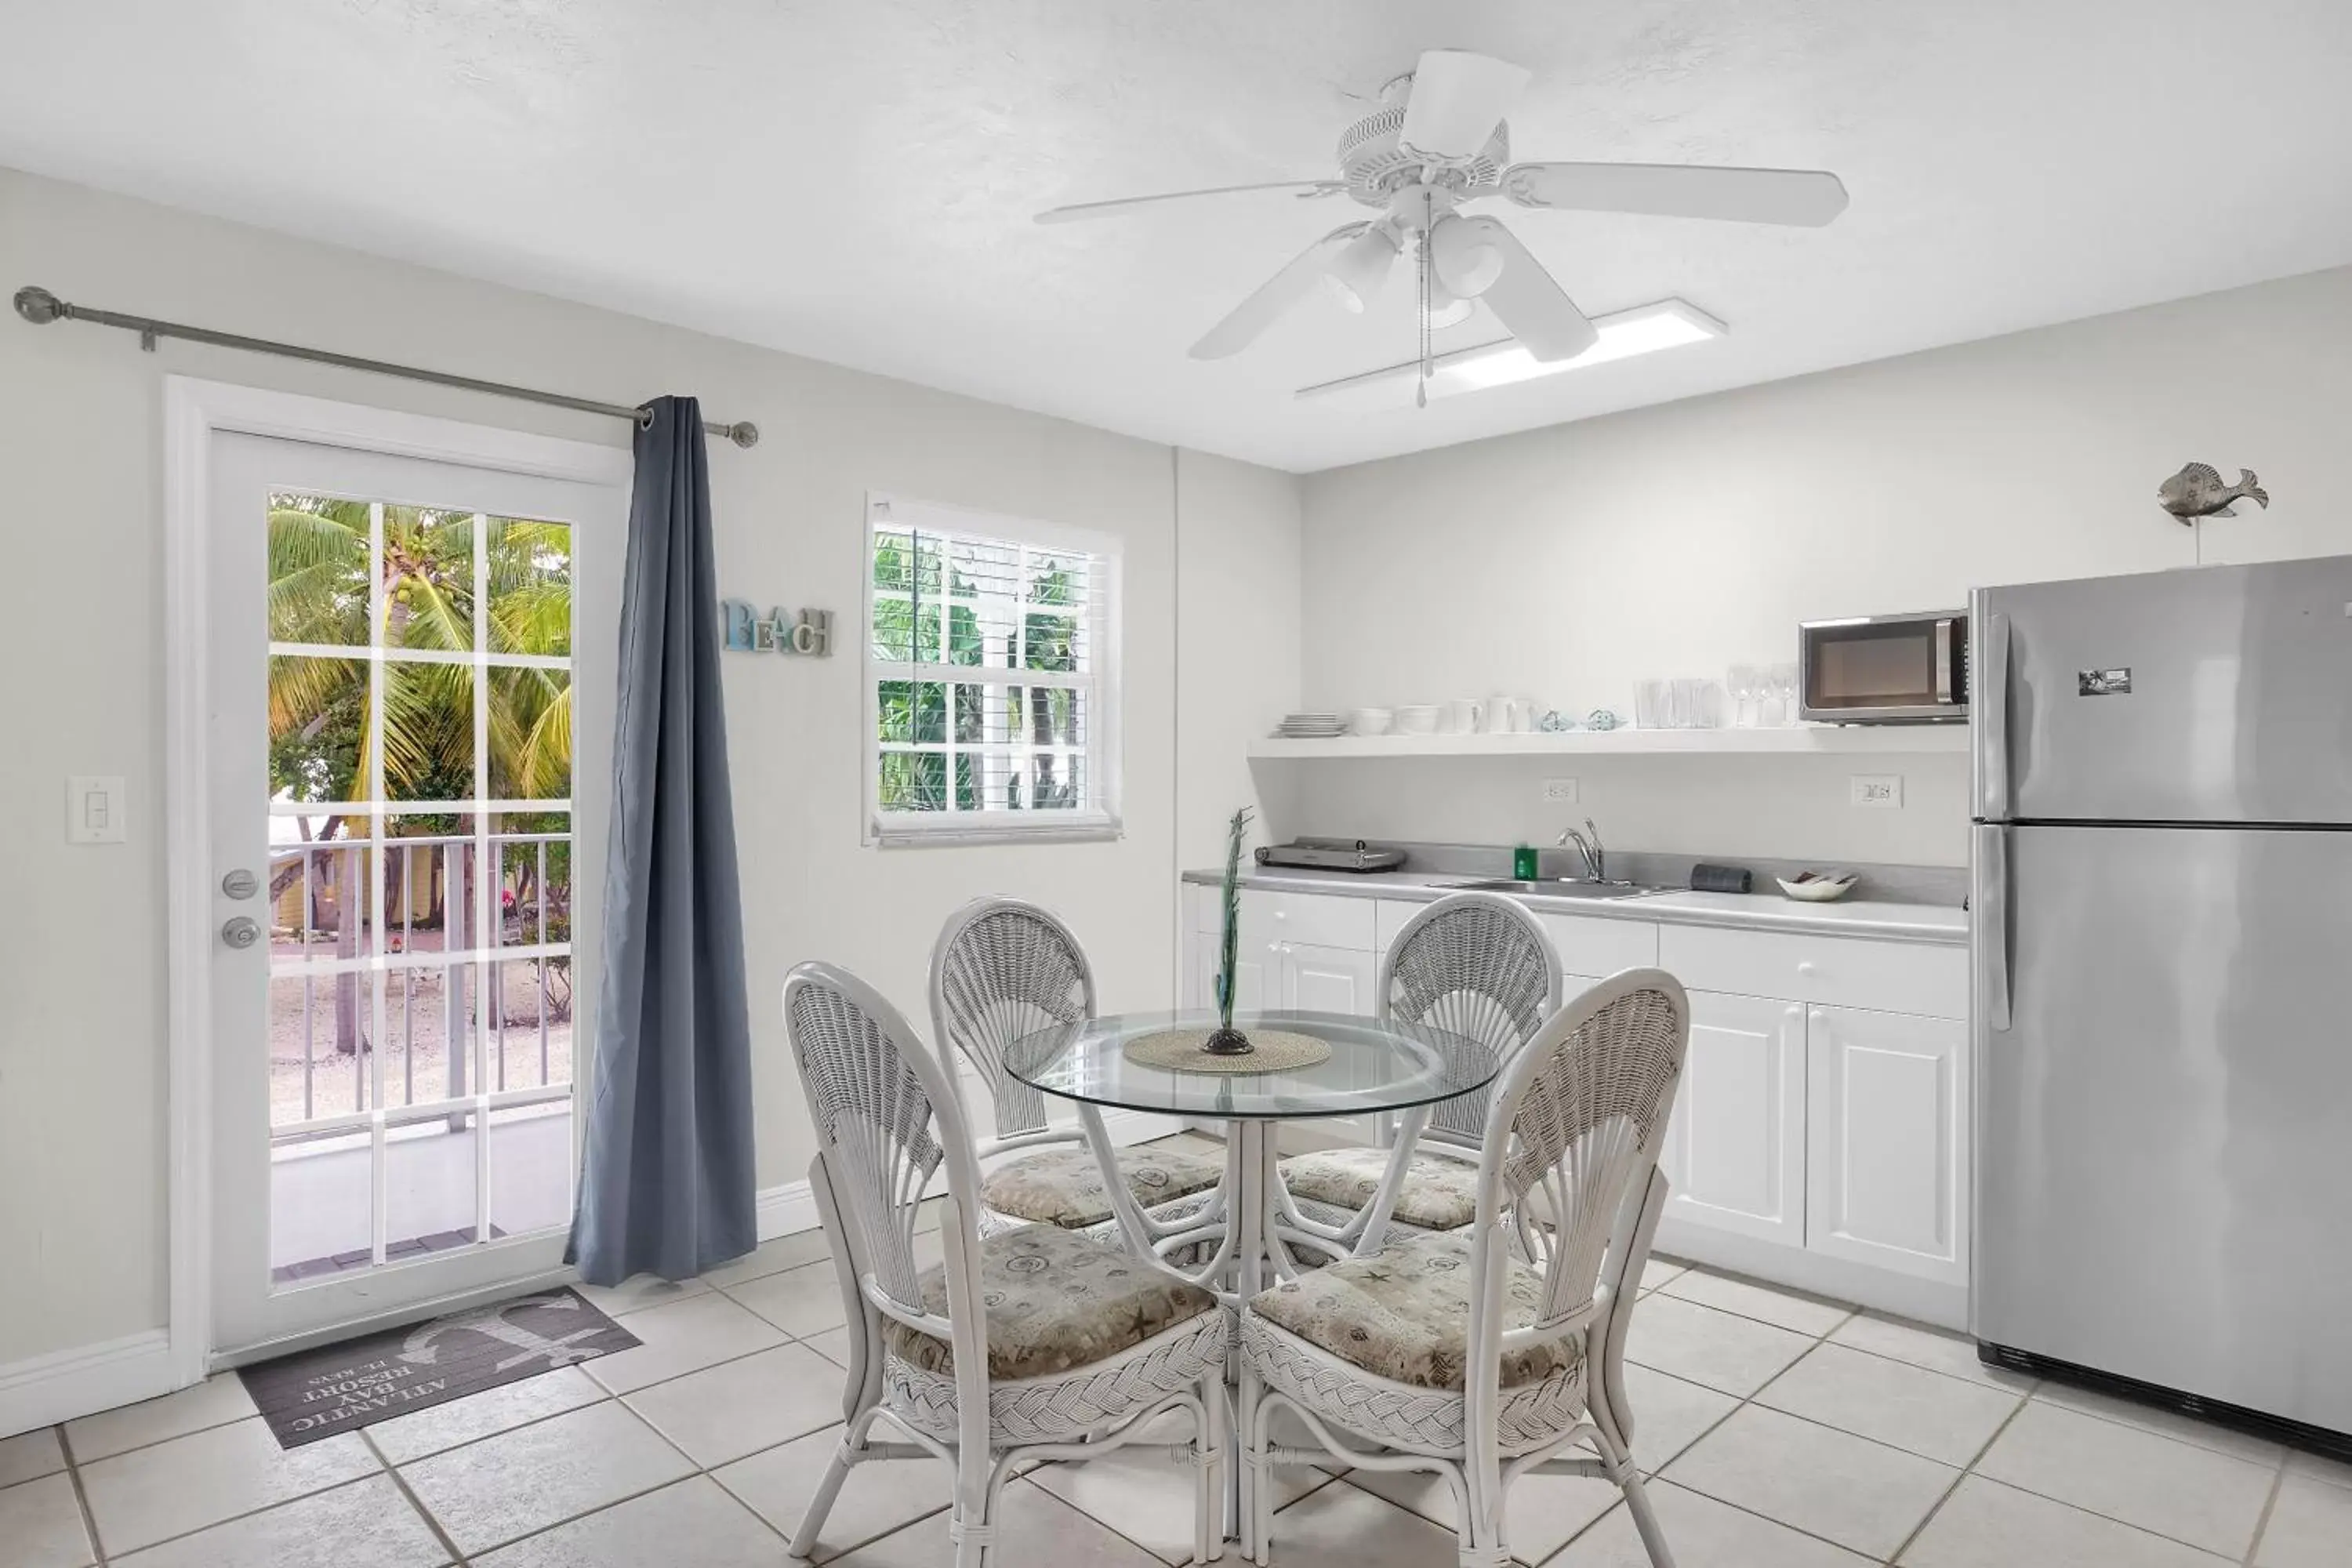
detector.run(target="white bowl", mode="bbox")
[1349,707,1393,736]
[1393,705,1439,735]
[1776,871,1858,902]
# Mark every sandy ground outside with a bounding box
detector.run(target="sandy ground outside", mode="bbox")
[267,934,572,1125]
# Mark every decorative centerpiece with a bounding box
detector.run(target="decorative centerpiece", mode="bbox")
[1122,806,1334,1075]
[1204,805,1256,1054]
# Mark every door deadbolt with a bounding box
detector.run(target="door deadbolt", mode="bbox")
[221,916,262,949]
[221,869,260,900]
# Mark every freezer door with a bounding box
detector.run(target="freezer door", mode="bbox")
[1973,822,2352,1432]
[1975,556,2352,824]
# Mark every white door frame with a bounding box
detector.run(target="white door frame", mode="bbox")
[163,376,633,1387]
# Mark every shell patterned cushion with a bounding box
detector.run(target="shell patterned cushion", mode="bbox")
[1278,1146,1481,1232]
[1250,1229,1584,1392]
[884,1222,1217,1380]
[980,1144,1224,1229]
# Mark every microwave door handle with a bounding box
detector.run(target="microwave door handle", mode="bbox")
[1934,618,1955,702]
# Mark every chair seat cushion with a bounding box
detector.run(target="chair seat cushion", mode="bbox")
[981,1144,1225,1230]
[885,1223,1218,1381]
[1250,1229,1583,1391]
[1279,1147,1480,1232]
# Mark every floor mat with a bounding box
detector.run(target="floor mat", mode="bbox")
[238,1286,639,1448]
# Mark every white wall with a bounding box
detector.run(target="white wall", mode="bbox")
[0,165,1300,1370]
[1174,450,1303,876]
[1291,264,2352,867]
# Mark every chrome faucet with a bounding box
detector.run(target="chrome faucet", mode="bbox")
[1556,817,1606,882]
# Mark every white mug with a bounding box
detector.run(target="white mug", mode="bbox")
[1483,695,1521,733]
[1446,698,1483,734]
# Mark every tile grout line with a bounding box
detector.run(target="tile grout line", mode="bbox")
[56,1421,110,1568]
[1879,1373,2036,1565]
[2239,1450,2288,1568]
[362,1428,472,1567]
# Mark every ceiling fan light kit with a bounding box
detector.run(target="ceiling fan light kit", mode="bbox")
[1036,48,1846,405]
[1293,298,1726,405]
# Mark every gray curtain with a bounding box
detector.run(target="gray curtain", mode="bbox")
[567,396,757,1285]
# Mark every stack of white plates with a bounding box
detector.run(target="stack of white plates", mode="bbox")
[1273,711,1345,738]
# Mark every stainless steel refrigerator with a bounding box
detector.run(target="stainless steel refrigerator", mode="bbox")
[1971,557,2352,1447]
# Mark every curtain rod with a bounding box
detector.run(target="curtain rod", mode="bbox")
[13,285,758,448]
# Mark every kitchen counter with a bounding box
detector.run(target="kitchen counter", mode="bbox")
[1180,866,1969,946]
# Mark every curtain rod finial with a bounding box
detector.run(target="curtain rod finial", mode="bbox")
[725,421,760,449]
[13,286,64,325]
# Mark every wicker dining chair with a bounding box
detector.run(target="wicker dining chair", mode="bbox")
[1276,892,1563,1243]
[784,962,1229,1568]
[1239,969,1692,1568]
[931,898,1224,1238]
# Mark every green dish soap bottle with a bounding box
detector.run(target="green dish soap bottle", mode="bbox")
[1512,844,1540,880]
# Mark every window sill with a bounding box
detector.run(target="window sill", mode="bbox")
[869,814,1123,849]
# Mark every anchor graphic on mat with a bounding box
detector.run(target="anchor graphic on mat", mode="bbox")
[398,1292,608,1374]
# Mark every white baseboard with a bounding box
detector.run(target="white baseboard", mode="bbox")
[0,1330,178,1440]
[753,1109,1185,1243]
[756,1179,818,1242]
[1654,1218,1970,1332]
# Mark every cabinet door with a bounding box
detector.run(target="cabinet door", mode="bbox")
[1191,931,1269,1014]
[1806,1004,1968,1283]
[1279,942,1377,1014]
[1659,990,1808,1246]
[1279,942,1380,1145]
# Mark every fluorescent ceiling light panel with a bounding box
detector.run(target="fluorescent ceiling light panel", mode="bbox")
[1294,298,1726,404]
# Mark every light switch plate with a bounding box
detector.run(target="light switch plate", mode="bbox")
[67,775,126,843]
[1849,774,1904,809]
[1541,778,1580,804]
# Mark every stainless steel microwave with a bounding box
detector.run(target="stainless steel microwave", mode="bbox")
[1798,611,1968,723]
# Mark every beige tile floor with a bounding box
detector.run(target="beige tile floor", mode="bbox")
[5,1220,2343,1565]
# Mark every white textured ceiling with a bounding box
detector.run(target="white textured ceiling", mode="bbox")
[5,2,2352,472]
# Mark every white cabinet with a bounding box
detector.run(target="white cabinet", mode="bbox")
[1279,942,1376,1014]
[1189,934,1269,1014]
[1659,991,1809,1246]
[1805,1005,1968,1285]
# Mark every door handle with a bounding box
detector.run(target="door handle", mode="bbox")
[221,916,263,949]
[1980,826,2012,1031]
[1977,612,2011,821]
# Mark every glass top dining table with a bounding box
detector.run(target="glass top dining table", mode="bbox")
[1000,1008,1500,1121]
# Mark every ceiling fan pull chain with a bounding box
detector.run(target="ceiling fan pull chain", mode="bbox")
[1417,191,1433,407]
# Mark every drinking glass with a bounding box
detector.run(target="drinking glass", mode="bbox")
[1634,680,1664,729]
[1728,664,1761,728]
[1767,662,1799,725]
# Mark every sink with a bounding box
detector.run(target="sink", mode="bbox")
[1445,878,1667,901]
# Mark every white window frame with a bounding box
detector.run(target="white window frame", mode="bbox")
[862,492,1123,847]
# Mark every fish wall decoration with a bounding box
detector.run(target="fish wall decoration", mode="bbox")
[2158,462,2269,523]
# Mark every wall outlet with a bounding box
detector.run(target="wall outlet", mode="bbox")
[1541,778,1580,804]
[1849,774,1904,809]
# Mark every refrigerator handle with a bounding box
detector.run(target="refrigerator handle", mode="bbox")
[1979,824,2012,1031]
[1976,612,2011,821]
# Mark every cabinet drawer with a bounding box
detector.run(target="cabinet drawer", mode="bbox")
[1238,888,1376,953]
[1658,924,1966,1018]
[1538,914,1658,984]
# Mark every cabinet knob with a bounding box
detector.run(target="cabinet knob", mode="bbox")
[1272,909,1287,921]
[1796,960,1818,977]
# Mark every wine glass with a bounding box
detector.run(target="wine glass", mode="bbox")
[1728,664,1761,728]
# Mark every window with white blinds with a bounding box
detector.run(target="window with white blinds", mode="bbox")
[863,495,1122,844]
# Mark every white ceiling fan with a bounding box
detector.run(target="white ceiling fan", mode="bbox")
[1036,49,1849,404]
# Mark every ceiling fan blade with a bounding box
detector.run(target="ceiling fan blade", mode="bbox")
[1189,223,1371,360]
[1396,50,1530,159]
[1503,162,1849,226]
[1036,180,1344,225]
[1449,216,1597,361]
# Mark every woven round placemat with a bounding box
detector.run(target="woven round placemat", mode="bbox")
[1123,1027,1332,1074]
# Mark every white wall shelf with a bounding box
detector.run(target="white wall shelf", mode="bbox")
[1247,727,1970,759]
